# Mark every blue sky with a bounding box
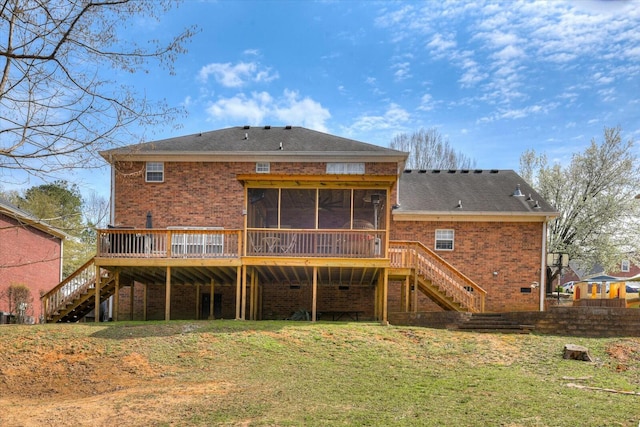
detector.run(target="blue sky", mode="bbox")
[13,0,640,199]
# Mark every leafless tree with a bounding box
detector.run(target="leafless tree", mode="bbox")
[390,128,476,170]
[0,0,196,181]
[0,283,33,323]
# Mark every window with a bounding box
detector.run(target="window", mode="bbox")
[256,162,270,173]
[622,259,630,272]
[146,162,164,182]
[326,163,365,174]
[435,229,454,251]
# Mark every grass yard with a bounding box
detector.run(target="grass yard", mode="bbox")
[1,320,640,426]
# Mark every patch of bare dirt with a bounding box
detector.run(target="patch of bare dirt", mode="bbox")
[606,340,640,372]
[0,335,230,426]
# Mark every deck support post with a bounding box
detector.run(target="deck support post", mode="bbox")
[249,268,256,320]
[209,278,215,320]
[312,266,318,322]
[113,271,120,322]
[403,276,410,312]
[165,266,171,321]
[413,270,418,313]
[94,265,100,323]
[381,268,389,325]
[241,265,247,320]
[235,267,242,320]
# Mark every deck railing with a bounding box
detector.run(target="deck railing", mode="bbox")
[389,241,486,312]
[41,258,98,319]
[96,228,386,259]
[97,229,242,259]
[246,229,386,258]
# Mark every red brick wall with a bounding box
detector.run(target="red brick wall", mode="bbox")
[117,282,238,320]
[391,220,544,312]
[113,161,397,228]
[0,213,62,323]
[261,283,375,320]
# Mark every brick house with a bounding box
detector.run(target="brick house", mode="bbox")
[41,126,557,323]
[0,199,65,323]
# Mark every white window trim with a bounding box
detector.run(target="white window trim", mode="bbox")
[256,162,270,173]
[146,162,164,183]
[435,229,454,251]
[621,259,630,272]
[326,162,365,175]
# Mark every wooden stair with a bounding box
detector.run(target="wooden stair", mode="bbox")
[457,313,534,334]
[389,241,487,313]
[41,257,117,323]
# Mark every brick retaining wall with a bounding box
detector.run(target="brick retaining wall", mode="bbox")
[389,307,640,337]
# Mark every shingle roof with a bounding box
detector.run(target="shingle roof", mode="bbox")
[0,198,67,239]
[396,169,557,216]
[100,126,407,160]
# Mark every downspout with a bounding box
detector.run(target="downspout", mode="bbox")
[59,238,64,282]
[110,158,115,225]
[539,219,547,311]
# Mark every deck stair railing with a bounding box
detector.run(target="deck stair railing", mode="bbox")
[389,241,486,313]
[41,257,116,323]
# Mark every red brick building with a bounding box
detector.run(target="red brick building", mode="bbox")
[42,127,557,323]
[0,199,65,323]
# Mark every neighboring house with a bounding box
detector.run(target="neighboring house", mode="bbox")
[608,257,640,279]
[0,199,65,323]
[41,126,557,323]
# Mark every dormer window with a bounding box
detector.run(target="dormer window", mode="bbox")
[146,162,164,182]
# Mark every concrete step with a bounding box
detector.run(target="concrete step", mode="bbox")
[457,313,534,334]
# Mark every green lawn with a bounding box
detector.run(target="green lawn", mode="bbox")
[1,321,639,426]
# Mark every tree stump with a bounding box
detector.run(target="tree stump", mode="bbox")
[563,344,594,362]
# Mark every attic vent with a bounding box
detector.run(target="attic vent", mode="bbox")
[474,170,483,173]
[490,169,499,173]
[285,125,292,129]
[264,125,271,129]
[461,170,469,174]
[432,170,440,174]
[243,125,250,129]
[448,170,456,173]
[404,170,412,173]
[419,170,427,173]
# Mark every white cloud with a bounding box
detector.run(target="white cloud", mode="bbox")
[274,90,331,132]
[477,102,558,123]
[205,90,330,132]
[206,92,273,124]
[198,61,279,87]
[418,93,434,111]
[427,33,457,56]
[392,62,412,81]
[347,103,410,132]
